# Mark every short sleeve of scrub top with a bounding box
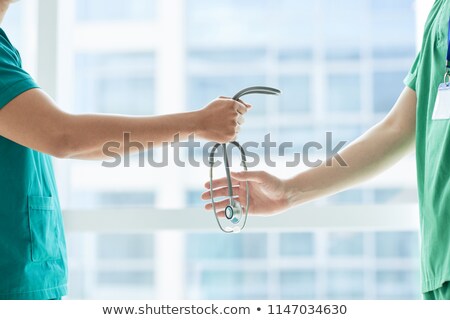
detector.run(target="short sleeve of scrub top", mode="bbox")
[404,51,422,91]
[0,56,37,109]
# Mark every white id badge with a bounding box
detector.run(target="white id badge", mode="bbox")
[432,83,450,120]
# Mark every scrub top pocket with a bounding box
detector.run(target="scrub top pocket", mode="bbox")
[28,196,61,262]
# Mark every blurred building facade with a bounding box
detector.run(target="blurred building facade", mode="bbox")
[3,0,421,299]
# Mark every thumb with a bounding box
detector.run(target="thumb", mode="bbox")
[231,171,268,183]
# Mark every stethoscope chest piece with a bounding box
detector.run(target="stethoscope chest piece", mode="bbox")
[209,142,249,233]
[225,201,243,224]
[224,205,234,220]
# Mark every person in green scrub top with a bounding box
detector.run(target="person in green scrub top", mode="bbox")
[204,0,450,299]
[0,0,250,300]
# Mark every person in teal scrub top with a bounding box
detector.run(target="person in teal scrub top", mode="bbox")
[204,1,450,299]
[0,0,250,300]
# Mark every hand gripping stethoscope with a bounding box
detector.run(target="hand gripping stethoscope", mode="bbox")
[209,86,281,233]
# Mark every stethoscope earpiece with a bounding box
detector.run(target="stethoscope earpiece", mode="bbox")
[209,86,281,233]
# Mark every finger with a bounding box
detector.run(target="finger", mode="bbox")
[237,114,245,125]
[204,177,241,189]
[201,186,241,200]
[238,99,252,109]
[205,210,227,219]
[231,171,268,183]
[235,101,248,115]
[204,198,240,211]
[215,211,226,219]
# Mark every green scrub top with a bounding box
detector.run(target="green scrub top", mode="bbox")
[403,0,450,293]
[0,28,67,299]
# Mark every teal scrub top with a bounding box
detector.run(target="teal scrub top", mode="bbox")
[403,0,450,293]
[0,28,67,300]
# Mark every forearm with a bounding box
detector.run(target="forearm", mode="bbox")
[64,112,199,160]
[285,121,414,205]
[284,87,417,207]
[0,88,247,160]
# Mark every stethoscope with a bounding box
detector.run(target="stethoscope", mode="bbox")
[209,86,281,233]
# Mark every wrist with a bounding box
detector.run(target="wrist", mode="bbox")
[185,110,204,138]
[281,178,296,208]
[187,110,205,138]
[282,175,310,208]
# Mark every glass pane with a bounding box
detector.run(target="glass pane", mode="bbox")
[97,271,154,286]
[70,191,156,209]
[67,233,156,299]
[328,232,364,257]
[376,270,420,299]
[376,231,419,258]
[187,233,267,260]
[327,270,365,299]
[76,0,156,21]
[280,233,314,257]
[280,270,316,299]
[186,190,203,207]
[279,75,311,114]
[370,0,416,58]
[2,2,22,50]
[275,0,315,47]
[186,0,270,46]
[75,53,155,115]
[188,49,267,65]
[328,189,364,204]
[323,0,365,59]
[374,188,418,204]
[98,234,154,259]
[279,49,313,62]
[327,74,361,113]
[199,271,267,299]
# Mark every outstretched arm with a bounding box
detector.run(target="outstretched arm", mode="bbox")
[203,87,416,215]
[0,89,249,160]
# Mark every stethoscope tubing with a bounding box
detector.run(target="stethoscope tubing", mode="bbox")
[209,141,249,233]
[209,86,281,233]
[233,86,281,101]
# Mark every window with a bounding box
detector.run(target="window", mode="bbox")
[327,74,361,113]
[75,53,156,115]
[42,0,420,299]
